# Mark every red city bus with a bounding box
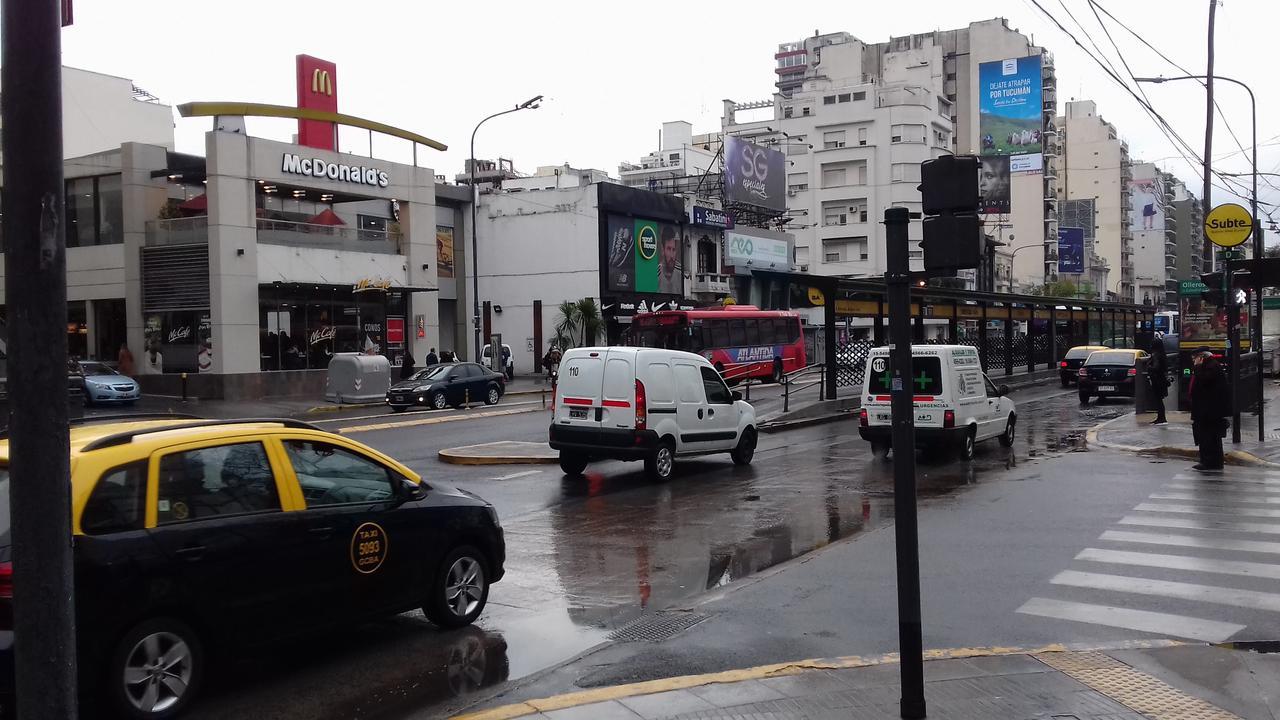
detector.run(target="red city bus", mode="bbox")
[628,306,806,384]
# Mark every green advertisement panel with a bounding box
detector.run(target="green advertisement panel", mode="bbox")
[634,219,660,293]
[604,214,684,296]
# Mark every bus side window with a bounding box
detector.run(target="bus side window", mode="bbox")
[709,319,730,348]
[744,319,761,346]
[729,320,747,347]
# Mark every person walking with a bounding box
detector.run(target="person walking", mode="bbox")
[1189,350,1229,471]
[399,349,416,380]
[117,343,136,377]
[424,347,439,367]
[1147,337,1170,425]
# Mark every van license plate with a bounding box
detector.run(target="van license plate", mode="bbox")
[570,407,589,420]
[1098,385,1116,392]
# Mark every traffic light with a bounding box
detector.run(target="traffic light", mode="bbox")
[1200,272,1225,307]
[919,155,983,273]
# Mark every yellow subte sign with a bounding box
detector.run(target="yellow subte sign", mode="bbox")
[1204,203,1253,248]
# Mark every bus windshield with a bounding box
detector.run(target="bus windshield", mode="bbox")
[630,323,697,351]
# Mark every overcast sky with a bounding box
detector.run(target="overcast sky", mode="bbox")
[57,0,1278,223]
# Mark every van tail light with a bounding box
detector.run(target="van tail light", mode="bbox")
[1078,368,1088,378]
[1059,361,1068,368]
[635,379,647,431]
[943,410,955,428]
[1128,368,1137,377]
[859,408,868,428]
[0,562,13,599]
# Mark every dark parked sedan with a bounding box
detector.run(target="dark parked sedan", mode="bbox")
[386,362,505,412]
[1078,349,1148,404]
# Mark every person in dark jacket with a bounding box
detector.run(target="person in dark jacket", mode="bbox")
[1147,337,1170,425]
[399,350,416,380]
[1189,350,1229,471]
[424,347,439,367]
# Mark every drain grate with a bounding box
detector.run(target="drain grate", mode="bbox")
[607,611,711,643]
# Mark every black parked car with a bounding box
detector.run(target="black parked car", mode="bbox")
[386,362,505,412]
[1058,345,1108,387]
[1078,349,1148,404]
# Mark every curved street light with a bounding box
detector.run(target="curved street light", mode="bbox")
[468,95,543,362]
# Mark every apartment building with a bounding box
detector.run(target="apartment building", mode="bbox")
[1129,162,1180,307]
[1057,100,1135,301]
[1172,184,1205,283]
[619,121,719,194]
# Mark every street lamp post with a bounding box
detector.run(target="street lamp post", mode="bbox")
[1136,75,1262,442]
[469,95,542,362]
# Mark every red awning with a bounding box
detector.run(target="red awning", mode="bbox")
[308,208,345,226]
[177,193,207,211]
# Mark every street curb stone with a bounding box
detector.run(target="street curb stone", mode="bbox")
[1086,412,1280,468]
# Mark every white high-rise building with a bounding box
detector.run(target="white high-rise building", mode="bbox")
[1057,100,1135,301]
[1129,162,1180,308]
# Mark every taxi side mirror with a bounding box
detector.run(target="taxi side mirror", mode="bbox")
[998,384,1010,397]
[395,476,425,501]
[731,391,743,402]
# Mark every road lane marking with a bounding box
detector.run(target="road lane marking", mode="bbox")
[1051,569,1280,613]
[1015,597,1243,643]
[338,405,542,434]
[1135,502,1280,519]
[1151,491,1280,505]
[1166,483,1280,495]
[489,470,544,481]
[1100,530,1280,556]
[315,400,541,425]
[1172,474,1280,486]
[1077,547,1280,581]
[1119,515,1280,535]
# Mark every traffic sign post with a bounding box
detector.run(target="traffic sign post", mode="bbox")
[1205,203,1258,445]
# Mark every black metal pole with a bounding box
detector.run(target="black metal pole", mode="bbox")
[884,208,925,719]
[823,280,838,400]
[1,1,79,716]
[1225,265,1241,444]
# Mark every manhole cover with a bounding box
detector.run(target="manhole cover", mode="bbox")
[607,611,711,643]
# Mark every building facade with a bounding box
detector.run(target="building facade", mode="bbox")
[1172,184,1205,284]
[1057,100,1134,301]
[1128,162,1179,307]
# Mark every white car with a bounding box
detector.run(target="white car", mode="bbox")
[858,344,1016,460]
[481,343,514,379]
[549,347,758,480]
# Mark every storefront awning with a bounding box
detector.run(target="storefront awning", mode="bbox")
[308,209,345,226]
[178,194,207,212]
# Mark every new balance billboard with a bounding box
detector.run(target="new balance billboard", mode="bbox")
[723,135,786,212]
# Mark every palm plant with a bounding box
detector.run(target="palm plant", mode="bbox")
[554,298,603,350]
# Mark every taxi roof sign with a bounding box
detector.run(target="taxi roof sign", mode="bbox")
[1204,203,1253,248]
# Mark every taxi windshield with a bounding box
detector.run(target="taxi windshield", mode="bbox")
[81,363,120,377]
[868,356,944,395]
[1085,351,1136,366]
[411,365,451,382]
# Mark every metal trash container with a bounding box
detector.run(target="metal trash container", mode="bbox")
[1134,355,1153,413]
[325,353,391,404]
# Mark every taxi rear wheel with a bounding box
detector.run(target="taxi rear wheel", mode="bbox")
[426,546,490,629]
[109,617,204,720]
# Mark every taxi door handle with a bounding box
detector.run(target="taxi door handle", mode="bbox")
[308,526,335,538]
[697,409,704,420]
[175,545,205,561]
[708,408,715,418]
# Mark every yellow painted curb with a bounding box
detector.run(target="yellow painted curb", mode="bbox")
[451,640,1184,720]
[306,402,383,414]
[1087,415,1279,468]
[438,448,559,466]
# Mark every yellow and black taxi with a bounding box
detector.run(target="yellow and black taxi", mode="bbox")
[0,416,504,719]
[1077,348,1149,404]
[1058,345,1108,387]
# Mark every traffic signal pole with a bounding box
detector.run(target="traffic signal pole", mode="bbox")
[1,1,79,717]
[885,207,925,720]
[1224,263,1241,444]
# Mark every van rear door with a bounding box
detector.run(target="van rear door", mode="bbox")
[601,350,636,428]
[554,350,605,430]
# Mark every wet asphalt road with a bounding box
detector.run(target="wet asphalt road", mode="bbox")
[179,382,1145,720]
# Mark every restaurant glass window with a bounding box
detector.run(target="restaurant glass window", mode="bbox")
[258,285,396,371]
[66,177,96,247]
[65,175,123,247]
[97,175,123,245]
[143,310,201,374]
[67,301,88,360]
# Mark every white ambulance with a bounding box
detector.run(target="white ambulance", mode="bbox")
[857,345,1016,460]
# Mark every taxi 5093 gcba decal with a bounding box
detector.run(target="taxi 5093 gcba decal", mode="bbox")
[351,522,389,574]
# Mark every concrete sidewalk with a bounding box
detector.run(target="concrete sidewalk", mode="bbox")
[1091,381,1280,467]
[454,642,1278,720]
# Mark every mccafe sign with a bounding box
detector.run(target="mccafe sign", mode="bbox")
[282,153,389,188]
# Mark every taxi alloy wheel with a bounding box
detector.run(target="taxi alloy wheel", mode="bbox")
[113,618,203,719]
[427,546,490,628]
[485,385,500,405]
[432,391,449,410]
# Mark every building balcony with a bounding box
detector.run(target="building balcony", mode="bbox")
[145,216,208,247]
[256,218,403,255]
[692,272,733,295]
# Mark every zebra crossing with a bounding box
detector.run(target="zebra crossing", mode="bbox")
[1017,466,1280,642]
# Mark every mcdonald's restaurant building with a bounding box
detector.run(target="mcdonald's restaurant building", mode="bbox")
[4,123,470,400]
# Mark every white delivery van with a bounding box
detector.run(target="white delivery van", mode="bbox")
[858,345,1016,460]
[549,347,758,480]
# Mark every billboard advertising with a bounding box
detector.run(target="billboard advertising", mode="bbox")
[1058,227,1085,274]
[979,155,1010,215]
[723,135,786,212]
[435,226,455,278]
[605,214,684,296]
[979,55,1044,187]
[1127,178,1165,232]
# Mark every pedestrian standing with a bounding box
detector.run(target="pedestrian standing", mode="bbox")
[1189,350,1229,472]
[117,343,136,377]
[425,347,439,366]
[1147,337,1169,425]
[400,349,416,380]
